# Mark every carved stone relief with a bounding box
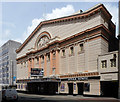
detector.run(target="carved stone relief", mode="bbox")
[37,36,50,49]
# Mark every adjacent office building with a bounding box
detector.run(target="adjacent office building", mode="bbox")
[16,4,119,97]
[0,40,21,86]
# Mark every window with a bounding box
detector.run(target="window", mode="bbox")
[110,59,116,67]
[79,43,84,51]
[36,57,39,64]
[70,47,74,55]
[17,85,20,89]
[6,67,8,72]
[41,56,44,63]
[24,61,26,67]
[6,73,9,77]
[52,68,55,75]
[7,61,9,65]
[61,83,65,91]
[30,60,32,68]
[84,83,90,92]
[21,63,23,68]
[53,51,56,56]
[6,79,9,84]
[62,49,65,56]
[21,85,23,89]
[47,54,50,61]
[101,60,107,68]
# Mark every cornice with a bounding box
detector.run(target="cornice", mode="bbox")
[16,4,112,53]
[16,24,110,61]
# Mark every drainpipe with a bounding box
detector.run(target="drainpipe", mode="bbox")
[118,0,120,99]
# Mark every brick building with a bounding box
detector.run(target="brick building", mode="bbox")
[16,4,118,97]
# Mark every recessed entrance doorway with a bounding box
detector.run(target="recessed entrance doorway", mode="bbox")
[68,83,73,95]
[77,83,84,95]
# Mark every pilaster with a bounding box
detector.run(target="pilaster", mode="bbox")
[39,56,41,68]
[50,52,53,75]
[32,58,34,68]
[44,54,47,76]
[55,50,59,75]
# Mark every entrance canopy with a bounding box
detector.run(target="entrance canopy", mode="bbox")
[28,78,61,83]
[17,77,61,83]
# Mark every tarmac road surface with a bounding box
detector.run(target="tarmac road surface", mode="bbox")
[2,92,120,102]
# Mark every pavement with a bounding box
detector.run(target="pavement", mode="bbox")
[17,92,120,102]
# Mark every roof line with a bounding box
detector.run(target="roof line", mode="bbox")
[16,24,110,60]
[16,4,112,53]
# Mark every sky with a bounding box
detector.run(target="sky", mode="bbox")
[0,0,119,46]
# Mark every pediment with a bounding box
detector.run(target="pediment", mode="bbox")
[35,31,51,50]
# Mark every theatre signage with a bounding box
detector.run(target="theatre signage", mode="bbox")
[68,77,88,81]
[31,68,44,76]
[61,76,100,81]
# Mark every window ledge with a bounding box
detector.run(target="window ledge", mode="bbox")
[41,61,44,64]
[69,53,74,57]
[78,50,84,54]
[61,56,66,58]
[47,60,50,62]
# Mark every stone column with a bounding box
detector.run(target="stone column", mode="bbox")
[28,59,31,77]
[44,54,47,76]
[50,51,53,75]
[55,50,59,75]
[39,56,41,68]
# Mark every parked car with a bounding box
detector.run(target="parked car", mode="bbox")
[2,88,18,101]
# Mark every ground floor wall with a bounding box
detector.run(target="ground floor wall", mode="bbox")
[17,83,27,91]
[16,79,118,98]
[27,82,58,94]
[59,80,100,96]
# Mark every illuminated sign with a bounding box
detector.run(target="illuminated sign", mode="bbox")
[68,77,88,81]
[61,76,100,81]
[31,68,43,76]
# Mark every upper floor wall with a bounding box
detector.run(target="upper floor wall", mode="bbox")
[16,4,115,59]
[98,51,118,81]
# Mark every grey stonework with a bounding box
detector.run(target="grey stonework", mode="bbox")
[0,40,21,86]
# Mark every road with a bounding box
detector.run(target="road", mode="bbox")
[2,93,120,102]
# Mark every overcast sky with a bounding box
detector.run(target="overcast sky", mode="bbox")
[0,0,119,46]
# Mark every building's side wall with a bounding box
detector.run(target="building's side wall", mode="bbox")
[9,41,21,85]
[59,82,69,94]
[59,37,109,75]
[17,83,27,91]
[0,40,21,85]
[34,58,39,68]
[60,48,69,74]
[46,61,50,76]
[101,38,108,53]
[17,63,28,80]
[98,51,118,81]
[59,80,100,95]
[83,80,100,95]
[87,38,106,72]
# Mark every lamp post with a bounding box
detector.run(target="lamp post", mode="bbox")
[118,0,120,99]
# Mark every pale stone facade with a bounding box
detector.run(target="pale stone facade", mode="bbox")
[16,4,118,97]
